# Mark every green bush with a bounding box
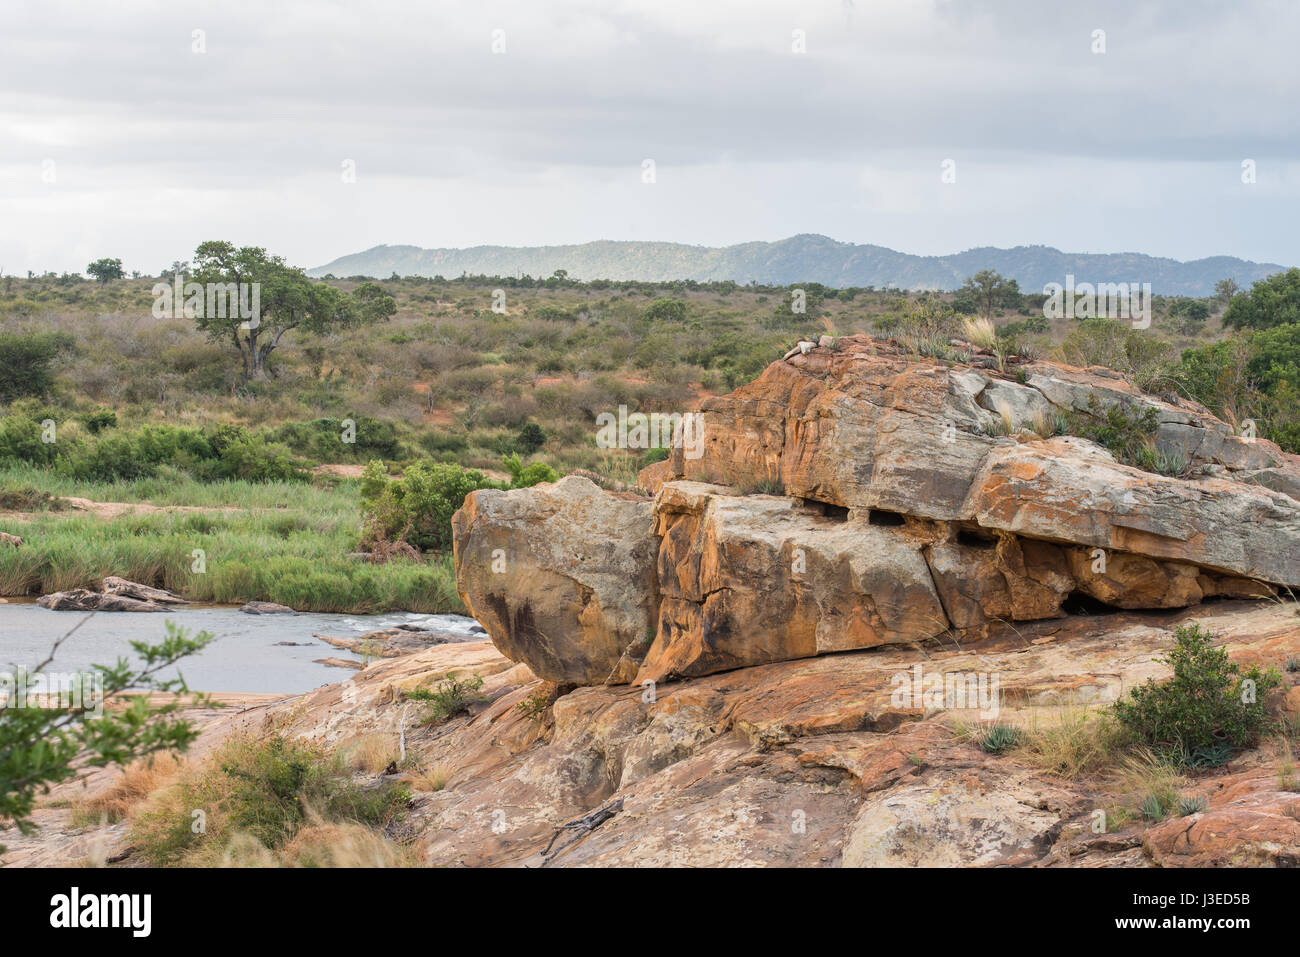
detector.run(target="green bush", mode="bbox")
[502,453,557,488]
[643,298,687,323]
[1223,268,1300,331]
[80,408,118,434]
[132,734,409,864]
[406,673,486,724]
[0,415,62,468]
[1112,624,1282,754]
[361,459,499,552]
[1065,395,1171,472]
[0,332,75,401]
[272,416,407,462]
[199,434,309,483]
[515,421,547,453]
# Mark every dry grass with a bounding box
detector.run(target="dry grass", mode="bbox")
[1110,747,1188,818]
[1272,737,1300,792]
[406,763,450,792]
[128,733,413,867]
[962,316,998,350]
[342,732,400,774]
[70,754,186,827]
[1013,706,1128,780]
[279,821,421,867]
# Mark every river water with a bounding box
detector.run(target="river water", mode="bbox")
[0,601,485,694]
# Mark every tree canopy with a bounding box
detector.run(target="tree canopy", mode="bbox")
[86,257,124,284]
[1223,268,1300,331]
[190,241,396,380]
[958,270,1021,319]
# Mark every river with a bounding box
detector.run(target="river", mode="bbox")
[0,601,485,694]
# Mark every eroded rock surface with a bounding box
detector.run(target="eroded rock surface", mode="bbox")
[190,602,1300,868]
[453,477,659,684]
[455,337,1295,683]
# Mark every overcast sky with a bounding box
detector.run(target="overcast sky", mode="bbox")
[2,0,1297,276]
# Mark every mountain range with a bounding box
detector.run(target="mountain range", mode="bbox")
[309,234,1288,296]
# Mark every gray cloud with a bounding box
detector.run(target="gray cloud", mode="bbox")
[1,0,1296,275]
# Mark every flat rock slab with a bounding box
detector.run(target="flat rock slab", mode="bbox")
[314,627,481,658]
[240,601,298,615]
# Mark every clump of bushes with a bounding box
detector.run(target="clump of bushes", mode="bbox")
[1059,318,1180,396]
[130,734,411,866]
[0,415,309,483]
[0,483,66,511]
[0,331,75,401]
[360,455,558,553]
[272,416,409,462]
[1113,624,1282,759]
[1064,395,1186,475]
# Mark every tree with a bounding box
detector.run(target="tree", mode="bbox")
[1214,277,1239,309]
[191,241,396,380]
[958,270,1021,320]
[1223,268,1300,331]
[1,620,213,851]
[643,297,687,323]
[86,258,124,284]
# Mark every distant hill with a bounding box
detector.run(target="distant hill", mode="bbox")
[310,234,1288,296]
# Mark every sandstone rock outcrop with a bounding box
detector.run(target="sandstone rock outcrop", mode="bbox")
[177,601,1300,868]
[454,336,1297,685]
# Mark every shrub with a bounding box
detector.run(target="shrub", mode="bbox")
[1223,268,1300,331]
[0,483,66,511]
[131,734,409,865]
[515,421,547,453]
[0,415,62,467]
[643,298,687,323]
[502,453,558,488]
[80,408,118,434]
[0,332,75,401]
[1060,319,1179,395]
[1065,395,1170,472]
[361,459,499,552]
[1112,624,1282,754]
[406,672,486,723]
[273,416,407,462]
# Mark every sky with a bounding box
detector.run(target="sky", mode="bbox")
[1,0,1297,276]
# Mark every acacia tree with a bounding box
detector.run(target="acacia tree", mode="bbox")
[86,257,124,284]
[959,269,1021,320]
[191,241,396,381]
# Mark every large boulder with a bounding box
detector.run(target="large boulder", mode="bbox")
[453,477,659,684]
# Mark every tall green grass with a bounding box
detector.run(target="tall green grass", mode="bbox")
[0,466,463,613]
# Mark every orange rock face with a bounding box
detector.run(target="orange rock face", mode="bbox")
[454,336,1297,685]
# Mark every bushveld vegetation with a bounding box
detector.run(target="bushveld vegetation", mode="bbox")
[959,623,1291,830]
[128,733,414,866]
[3,253,1299,611]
